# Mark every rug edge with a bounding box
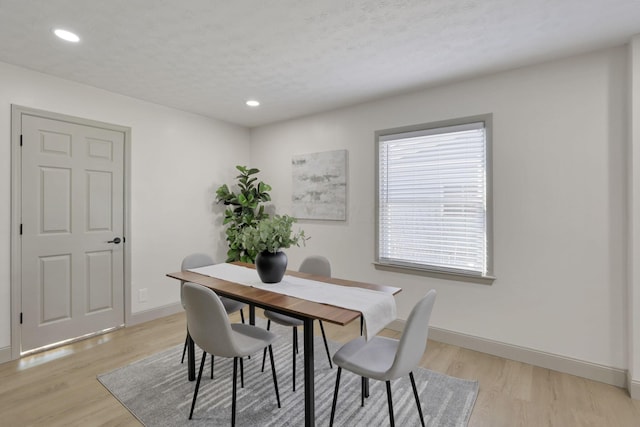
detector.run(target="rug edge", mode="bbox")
[97,375,147,426]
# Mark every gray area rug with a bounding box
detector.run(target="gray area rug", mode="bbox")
[98,324,478,426]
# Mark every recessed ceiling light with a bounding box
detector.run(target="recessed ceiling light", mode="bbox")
[53,29,80,43]
[246,100,260,107]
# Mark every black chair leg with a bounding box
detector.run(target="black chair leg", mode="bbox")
[319,320,333,368]
[330,367,342,427]
[189,351,207,419]
[361,377,366,407]
[409,372,425,427]
[240,357,244,388]
[232,357,238,427]
[294,325,299,354]
[268,345,281,408]
[261,319,271,372]
[386,380,395,427]
[210,355,214,379]
[181,333,188,363]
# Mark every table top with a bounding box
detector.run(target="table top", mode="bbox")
[167,262,401,326]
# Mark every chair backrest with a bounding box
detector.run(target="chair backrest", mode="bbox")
[181,253,214,270]
[180,253,215,307]
[387,289,437,379]
[182,282,240,358]
[299,255,331,277]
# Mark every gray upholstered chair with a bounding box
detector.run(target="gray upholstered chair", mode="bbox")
[180,253,246,364]
[329,290,437,427]
[183,282,281,425]
[260,255,333,391]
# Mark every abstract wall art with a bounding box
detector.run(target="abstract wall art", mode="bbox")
[291,149,347,220]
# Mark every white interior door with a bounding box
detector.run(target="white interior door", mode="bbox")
[20,113,125,352]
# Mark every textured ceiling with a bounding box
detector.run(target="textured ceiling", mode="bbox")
[1,0,639,127]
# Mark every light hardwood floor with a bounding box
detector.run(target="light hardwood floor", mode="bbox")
[1,311,638,426]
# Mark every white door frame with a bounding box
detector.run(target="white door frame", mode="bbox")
[10,105,132,360]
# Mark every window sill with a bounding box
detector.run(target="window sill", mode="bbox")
[373,262,496,285]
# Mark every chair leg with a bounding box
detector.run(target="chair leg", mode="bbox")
[188,351,207,420]
[210,355,214,379]
[329,367,342,427]
[386,380,395,427]
[409,372,425,427]
[240,357,244,388]
[267,345,281,408]
[361,377,365,407]
[319,320,333,368]
[181,334,188,364]
[232,357,238,427]
[294,325,299,354]
[261,320,271,372]
[292,327,297,391]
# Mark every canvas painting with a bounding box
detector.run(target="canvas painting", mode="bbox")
[292,149,347,220]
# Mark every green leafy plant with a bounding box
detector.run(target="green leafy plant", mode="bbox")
[240,215,308,258]
[215,165,272,263]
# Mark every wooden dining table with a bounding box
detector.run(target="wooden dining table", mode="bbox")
[167,261,401,427]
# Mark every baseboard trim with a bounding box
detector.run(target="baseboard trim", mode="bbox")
[129,302,183,326]
[387,320,627,389]
[628,373,640,399]
[0,346,11,364]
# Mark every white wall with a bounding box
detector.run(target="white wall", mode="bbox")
[0,61,250,351]
[250,47,629,370]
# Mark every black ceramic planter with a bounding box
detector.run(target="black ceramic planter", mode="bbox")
[255,251,288,283]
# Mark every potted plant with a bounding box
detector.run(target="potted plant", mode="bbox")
[215,166,272,263]
[240,214,308,283]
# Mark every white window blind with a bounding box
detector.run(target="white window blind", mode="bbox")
[378,120,489,276]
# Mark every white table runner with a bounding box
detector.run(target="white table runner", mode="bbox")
[188,263,397,340]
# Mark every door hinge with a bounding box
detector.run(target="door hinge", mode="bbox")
[20,224,23,235]
[20,134,23,146]
[20,312,23,324]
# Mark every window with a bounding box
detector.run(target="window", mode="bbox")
[376,115,493,280]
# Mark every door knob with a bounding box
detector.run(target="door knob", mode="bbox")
[108,237,122,244]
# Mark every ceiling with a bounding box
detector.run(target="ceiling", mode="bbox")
[1,0,640,128]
